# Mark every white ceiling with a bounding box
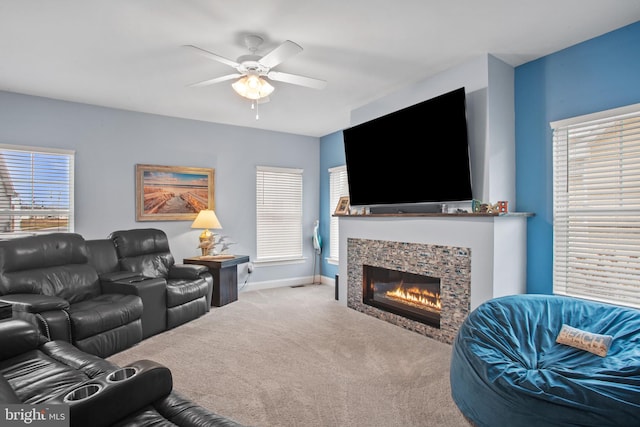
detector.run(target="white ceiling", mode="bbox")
[2,1,640,137]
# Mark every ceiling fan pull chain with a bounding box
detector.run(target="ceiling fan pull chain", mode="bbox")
[252,100,259,120]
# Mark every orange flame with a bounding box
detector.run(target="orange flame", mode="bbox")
[385,282,441,312]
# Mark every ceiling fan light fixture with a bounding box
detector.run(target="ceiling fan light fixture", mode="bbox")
[232,74,274,100]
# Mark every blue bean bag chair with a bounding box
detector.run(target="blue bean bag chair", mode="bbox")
[450,294,640,427]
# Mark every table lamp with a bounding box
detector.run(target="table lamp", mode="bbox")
[191,209,222,256]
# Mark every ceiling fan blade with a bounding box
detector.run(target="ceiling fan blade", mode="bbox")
[188,73,242,87]
[267,71,327,90]
[184,44,239,69]
[259,40,303,68]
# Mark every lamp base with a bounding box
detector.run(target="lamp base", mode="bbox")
[198,229,215,256]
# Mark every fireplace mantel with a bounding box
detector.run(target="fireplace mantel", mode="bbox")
[338,214,531,312]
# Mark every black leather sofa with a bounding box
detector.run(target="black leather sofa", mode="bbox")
[0,233,143,358]
[0,319,245,427]
[0,229,214,358]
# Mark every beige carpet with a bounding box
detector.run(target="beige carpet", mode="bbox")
[108,284,470,427]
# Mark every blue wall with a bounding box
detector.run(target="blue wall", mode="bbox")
[515,21,640,294]
[319,130,346,280]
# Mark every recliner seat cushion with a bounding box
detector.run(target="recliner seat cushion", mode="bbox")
[0,340,115,404]
[68,294,143,340]
[1,349,91,404]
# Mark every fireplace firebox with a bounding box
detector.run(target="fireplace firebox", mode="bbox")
[362,264,441,328]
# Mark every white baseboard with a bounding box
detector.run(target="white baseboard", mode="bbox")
[239,275,335,292]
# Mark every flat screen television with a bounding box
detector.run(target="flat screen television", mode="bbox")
[342,87,472,213]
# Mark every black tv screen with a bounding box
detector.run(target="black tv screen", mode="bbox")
[343,87,472,211]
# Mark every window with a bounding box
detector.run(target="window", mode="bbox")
[552,103,640,309]
[256,166,303,263]
[0,144,74,239]
[328,165,348,263]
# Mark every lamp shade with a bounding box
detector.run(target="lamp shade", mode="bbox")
[191,209,222,229]
[232,74,274,100]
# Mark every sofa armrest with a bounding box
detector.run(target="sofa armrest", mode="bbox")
[49,360,173,427]
[168,264,209,280]
[0,294,70,313]
[0,319,43,361]
[0,295,71,342]
[101,276,166,294]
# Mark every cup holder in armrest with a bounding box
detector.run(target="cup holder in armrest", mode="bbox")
[63,383,102,402]
[51,361,172,427]
[107,366,138,383]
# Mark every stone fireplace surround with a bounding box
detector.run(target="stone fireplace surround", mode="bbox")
[347,238,470,344]
[338,214,530,344]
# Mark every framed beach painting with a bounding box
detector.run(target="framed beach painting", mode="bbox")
[135,164,215,221]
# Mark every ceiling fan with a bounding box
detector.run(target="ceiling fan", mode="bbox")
[185,35,327,109]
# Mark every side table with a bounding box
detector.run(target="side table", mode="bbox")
[183,255,250,307]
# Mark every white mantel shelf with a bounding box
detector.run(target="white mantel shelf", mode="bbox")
[334,212,534,218]
[338,213,533,311]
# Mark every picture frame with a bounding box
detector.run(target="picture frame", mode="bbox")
[334,196,350,215]
[135,164,214,221]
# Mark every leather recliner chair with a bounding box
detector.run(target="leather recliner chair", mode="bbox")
[0,233,143,358]
[0,319,245,427]
[108,228,213,330]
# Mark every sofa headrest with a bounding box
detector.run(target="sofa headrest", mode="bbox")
[108,229,175,278]
[0,234,100,299]
[0,233,88,273]
[109,228,171,258]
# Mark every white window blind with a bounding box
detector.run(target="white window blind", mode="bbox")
[256,166,303,262]
[0,144,75,239]
[329,165,348,262]
[552,103,640,308]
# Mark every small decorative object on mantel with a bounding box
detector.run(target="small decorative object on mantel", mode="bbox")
[334,196,350,215]
[472,199,507,214]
